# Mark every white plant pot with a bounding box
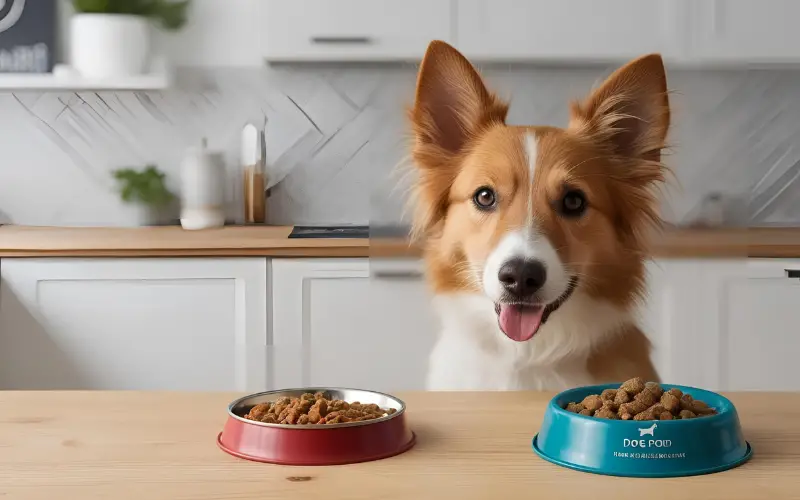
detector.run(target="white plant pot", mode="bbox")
[122,203,162,227]
[71,14,151,78]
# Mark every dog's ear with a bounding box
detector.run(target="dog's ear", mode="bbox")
[411,40,507,154]
[569,55,671,241]
[569,54,670,163]
[409,41,507,239]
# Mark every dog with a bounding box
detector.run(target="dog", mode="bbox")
[408,41,668,391]
[638,422,658,437]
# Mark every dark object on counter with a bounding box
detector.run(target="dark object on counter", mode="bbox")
[289,225,369,239]
[369,224,412,239]
[0,0,56,73]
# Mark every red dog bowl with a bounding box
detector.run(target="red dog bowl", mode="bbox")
[217,388,415,465]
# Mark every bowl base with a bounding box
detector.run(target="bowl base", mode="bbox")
[532,434,752,478]
[217,432,416,466]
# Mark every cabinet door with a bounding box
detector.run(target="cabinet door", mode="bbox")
[720,259,800,391]
[690,0,800,63]
[154,0,263,67]
[270,258,436,392]
[457,0,685,62]
[643,258,800,391]
[641,259,749,390]
[262,0,453,61]
[0,258,267,391]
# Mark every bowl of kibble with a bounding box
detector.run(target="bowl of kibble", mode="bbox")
[217,388,415,465]
[532,378,752,478]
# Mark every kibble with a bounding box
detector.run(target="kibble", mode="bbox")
[581,395,604,412]
[600,389,617,402]
[244,392,396,425]
[565,378,717,421]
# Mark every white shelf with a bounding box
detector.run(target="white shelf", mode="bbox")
[0,63,172,91]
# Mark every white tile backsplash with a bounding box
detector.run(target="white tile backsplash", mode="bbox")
[0,64,796,227]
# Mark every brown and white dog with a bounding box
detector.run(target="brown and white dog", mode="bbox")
[409,41,668,391]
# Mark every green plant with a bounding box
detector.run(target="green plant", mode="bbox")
[72,0,191,30]
[112,165,175,206]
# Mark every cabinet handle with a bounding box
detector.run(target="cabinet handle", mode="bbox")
[310,36,373,45]
[786,269,800,279]
[372,270,423,280]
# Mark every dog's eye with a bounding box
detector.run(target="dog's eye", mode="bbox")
[473,187,497,210]
[560,190,587,217]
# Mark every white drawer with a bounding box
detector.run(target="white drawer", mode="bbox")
[262,0,453,62]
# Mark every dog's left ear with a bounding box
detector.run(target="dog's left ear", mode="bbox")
[569,54,670,163]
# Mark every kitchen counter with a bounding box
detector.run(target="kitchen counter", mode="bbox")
[0,391,797,499]
[1,225,800,258]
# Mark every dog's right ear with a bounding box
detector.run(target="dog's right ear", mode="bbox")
[411,40,507,155]
[409,41,507,239]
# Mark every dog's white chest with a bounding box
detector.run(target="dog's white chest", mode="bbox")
[426,337,593,391]
[426,292,627,391]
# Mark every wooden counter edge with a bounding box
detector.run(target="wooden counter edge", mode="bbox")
[1,225,799,258]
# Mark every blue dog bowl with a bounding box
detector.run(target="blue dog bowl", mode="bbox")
[532,384,752,477]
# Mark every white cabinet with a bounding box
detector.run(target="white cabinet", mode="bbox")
[724,259,800,391]
[0,258,267,391]
[150,0,800,67]
[270,258,436,392]
[642,258,800,392]
[262,0,453,62]
[456,0,686,62]
[641,259,747,390]
[688,0,800,64]
[152,0,800,66]
[154,0,263,67]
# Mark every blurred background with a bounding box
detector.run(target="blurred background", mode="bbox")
[0,1,796,394]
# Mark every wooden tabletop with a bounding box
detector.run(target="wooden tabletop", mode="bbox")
[0,225,800,258]
[0,225,376,258]
[0,391,797,499]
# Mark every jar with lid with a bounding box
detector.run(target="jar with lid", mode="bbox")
[180,138,226,230]
[241,121,267,224]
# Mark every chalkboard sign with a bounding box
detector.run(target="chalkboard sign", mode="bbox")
[0,0,56,73]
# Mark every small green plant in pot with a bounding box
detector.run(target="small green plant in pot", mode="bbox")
[113,165,175,226]
[70,0,191,79]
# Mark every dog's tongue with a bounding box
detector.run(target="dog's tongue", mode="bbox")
[498,304,545,342]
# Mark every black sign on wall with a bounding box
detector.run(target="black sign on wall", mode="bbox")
[0,0,56,73]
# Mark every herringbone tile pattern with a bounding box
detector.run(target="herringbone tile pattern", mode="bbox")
[0,65,796,227]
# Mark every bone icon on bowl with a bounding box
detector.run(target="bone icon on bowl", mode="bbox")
[638,422,657,437]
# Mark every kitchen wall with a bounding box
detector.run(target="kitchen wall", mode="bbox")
[0,63,797,227]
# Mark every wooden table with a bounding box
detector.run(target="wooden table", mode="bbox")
[0,391,797,499]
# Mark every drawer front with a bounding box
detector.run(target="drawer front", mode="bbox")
[263,0,453,61]
[748,258,800,279]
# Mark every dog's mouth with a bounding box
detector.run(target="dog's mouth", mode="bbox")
[494,277,578,342]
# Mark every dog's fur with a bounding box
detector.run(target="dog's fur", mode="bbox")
[409,41,669,391]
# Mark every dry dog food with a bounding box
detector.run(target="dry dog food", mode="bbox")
[243,392,397,425]
[565,378,717,421]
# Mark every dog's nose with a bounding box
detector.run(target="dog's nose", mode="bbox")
[498,258,546,298]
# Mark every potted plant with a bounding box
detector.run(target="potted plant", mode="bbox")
[70,0,190,78]
[112,165,176,226]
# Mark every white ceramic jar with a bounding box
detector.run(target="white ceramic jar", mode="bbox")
[71,13,150,78]
[180,141,226,230]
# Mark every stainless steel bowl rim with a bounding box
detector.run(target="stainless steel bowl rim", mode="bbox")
[227,387,407,430]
